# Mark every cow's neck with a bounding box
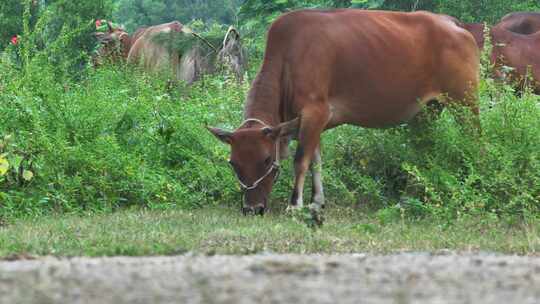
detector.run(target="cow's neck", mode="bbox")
[242,69,284,128]
[121,35,132,58]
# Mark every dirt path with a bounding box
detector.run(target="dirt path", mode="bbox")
[0,253,539,304]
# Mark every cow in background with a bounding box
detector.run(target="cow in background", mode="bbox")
[490,24,540,93]
[126,21,184,80]
[93,22,133,65]
[178,26,248,84]
[93,21,247,85]
[455,13,540,93]
[498,12,540,35]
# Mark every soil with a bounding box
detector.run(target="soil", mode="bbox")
[1,253,539,304]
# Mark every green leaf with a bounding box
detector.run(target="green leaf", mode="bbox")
[0,157,9,176]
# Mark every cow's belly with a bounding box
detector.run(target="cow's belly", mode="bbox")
[328,90,434,129]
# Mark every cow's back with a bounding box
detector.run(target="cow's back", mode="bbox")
[259,10,479,127]
[127,22,181,77]
[499,12,540,34]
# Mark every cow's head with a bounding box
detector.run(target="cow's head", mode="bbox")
[208,118,299,215]
[94,22,131,62]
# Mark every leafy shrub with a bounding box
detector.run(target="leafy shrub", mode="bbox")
[1,1,538,223]
[323,79,539,220]
[0,58,247,216]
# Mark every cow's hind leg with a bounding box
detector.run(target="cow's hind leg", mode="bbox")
[288,105,330,211]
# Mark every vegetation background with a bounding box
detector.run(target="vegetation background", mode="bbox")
[0,0,538,228]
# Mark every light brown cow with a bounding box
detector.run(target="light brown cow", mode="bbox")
[94,22,247,84]
[208,9,479,215]
[127,21,184,80]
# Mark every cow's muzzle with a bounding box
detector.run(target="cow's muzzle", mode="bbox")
[242,205,266,216]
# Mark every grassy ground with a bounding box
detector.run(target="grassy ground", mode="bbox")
[0,206,538,258]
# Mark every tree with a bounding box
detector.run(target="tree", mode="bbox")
[113,0,244,32]
[1,0,113,77]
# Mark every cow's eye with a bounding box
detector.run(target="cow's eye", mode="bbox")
[264,157,272,166]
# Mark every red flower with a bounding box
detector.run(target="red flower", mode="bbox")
[95,19,102,28]
[10,35,18,45]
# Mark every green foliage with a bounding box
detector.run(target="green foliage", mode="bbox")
[113,0,244,33]
[0,55,248,216]
[1,47,538,221]
[433,0,540,23]
[323,80,539,221]
[350,0,386,9]
[1,0,539,224]
[1,0,113,78]
[152,22,227,56]
[0,0,39,51]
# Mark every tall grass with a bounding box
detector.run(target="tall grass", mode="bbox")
[0,44,538,221]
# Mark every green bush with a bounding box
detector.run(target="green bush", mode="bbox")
[1,2,538,222]
[323,80,539,220]
[0,58,247,216]
[1,50,538,220]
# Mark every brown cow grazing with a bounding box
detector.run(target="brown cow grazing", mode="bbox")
[208,9,480,215]
[490,24,540,93]
[498,12,540,34]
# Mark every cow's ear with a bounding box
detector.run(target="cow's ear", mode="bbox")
[207,127,233,144]
[263,118,300,140]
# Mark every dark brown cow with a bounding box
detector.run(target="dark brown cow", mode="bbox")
[490,24,540,93]
[208,9,479,215]
[461,22,486,49]
[498,12,540,34]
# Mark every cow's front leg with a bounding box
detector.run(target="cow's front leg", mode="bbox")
[288,106,329,211]
[310,145,325,210]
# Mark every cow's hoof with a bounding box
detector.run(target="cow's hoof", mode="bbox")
[285,205,303,214]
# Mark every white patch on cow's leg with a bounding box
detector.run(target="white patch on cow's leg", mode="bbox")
[288,169,305,211]
[310,146,325,209]
[287,145,311,212]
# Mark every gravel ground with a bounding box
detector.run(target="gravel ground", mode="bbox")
[0,253,539,304]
